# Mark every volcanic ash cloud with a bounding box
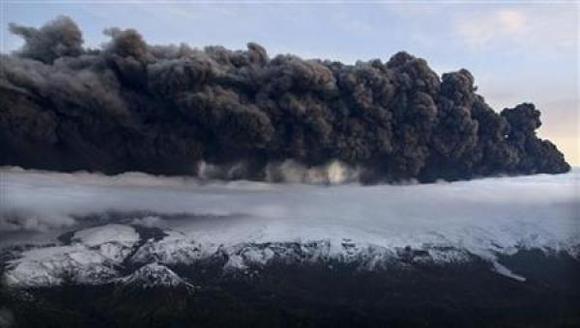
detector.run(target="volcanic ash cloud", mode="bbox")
[0,16,570,183]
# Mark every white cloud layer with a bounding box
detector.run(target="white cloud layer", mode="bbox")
[1,167,578,252]
[456,9,528,49]
[454,7,577,51]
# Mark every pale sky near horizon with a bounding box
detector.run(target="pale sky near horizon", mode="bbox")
[1,1,578,165]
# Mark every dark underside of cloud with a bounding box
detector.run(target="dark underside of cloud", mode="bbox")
[0,16,570,183]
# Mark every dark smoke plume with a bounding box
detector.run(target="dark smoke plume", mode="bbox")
[0,16,570,183]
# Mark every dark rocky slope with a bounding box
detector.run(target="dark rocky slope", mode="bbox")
[1,251,579,328]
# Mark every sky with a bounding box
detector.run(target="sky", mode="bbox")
[1,1,578,165]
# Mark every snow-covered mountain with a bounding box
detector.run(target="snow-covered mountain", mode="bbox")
[1,168,579,288]
[3,224,138,287]
[3,222,578,288]
[116,262,194,289]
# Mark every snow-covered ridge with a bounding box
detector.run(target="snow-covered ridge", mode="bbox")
[2,222,579,288]
[116,262,194,289]
[3,224,139,287]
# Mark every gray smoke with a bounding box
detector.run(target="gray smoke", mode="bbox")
[0,16,570,183]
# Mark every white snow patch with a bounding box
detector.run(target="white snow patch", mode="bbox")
[72,224,139,247]
[130,231,217,265]
[492,261,526,282]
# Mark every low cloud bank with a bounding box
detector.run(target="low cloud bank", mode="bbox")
[1,168,578,254]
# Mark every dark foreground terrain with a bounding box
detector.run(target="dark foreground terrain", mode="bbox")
[1,250,579,328]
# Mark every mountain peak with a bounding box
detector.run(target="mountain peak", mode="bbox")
[118,263,193,289]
